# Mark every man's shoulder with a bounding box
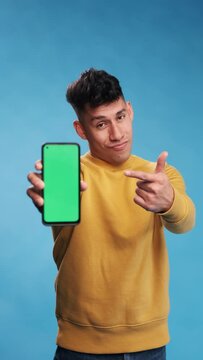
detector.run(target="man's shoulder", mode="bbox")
[130,155,182,178]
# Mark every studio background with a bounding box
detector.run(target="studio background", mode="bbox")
[1,0,202,359]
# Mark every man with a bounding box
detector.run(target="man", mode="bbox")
[27,69,195,360]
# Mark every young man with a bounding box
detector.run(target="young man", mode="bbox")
[27,69,195,360]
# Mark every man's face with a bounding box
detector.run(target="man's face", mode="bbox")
[74,97,134,165]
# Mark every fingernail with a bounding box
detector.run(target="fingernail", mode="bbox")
[124,170,131,176]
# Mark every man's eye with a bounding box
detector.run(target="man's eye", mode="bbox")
[96,122,106,129]
[118,114,126,121]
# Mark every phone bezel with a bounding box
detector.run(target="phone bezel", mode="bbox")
[41,142,80,226]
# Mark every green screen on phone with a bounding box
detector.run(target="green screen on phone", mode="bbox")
[42,143,80,225]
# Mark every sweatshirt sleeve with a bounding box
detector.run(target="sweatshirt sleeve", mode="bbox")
[158,164,196,234]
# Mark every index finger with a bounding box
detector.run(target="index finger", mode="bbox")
[124,170,155,182]
[27,172,44,189]
[155,151,168,173]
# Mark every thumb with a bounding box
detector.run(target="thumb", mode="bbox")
[155,151,168,173]
[80,180,88,192]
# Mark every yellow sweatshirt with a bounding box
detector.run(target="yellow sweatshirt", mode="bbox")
[52,152,195,354]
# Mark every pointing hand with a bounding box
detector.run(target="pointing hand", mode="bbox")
[124,151,174,213]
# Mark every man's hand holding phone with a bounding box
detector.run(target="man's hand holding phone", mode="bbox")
[27,160,44,211]
[27,160,87,213]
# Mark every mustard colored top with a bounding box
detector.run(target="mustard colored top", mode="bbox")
[52,152,195,354]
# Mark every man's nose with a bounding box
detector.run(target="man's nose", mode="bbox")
[109,123,123,141]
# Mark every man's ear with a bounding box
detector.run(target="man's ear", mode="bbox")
[73,120,87,140]
[126,101,134,121]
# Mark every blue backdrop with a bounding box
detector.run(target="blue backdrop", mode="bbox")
[1,0,202,359]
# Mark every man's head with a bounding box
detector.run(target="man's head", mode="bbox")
[66,68,134,165]
[66,68,124,116]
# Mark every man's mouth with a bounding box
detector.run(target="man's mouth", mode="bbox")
[109,141,128,151]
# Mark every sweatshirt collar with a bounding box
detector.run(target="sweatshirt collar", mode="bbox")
[82,152,135,171]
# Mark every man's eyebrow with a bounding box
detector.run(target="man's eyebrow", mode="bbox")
[90,108,126,121]
[90,115,106,121]
[116,108,126,115]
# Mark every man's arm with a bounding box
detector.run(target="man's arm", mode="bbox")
[157,164,195,234]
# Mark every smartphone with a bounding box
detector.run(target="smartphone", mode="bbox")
[42,143,80,225]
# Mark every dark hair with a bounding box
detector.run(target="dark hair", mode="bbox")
[66,68,124,114]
